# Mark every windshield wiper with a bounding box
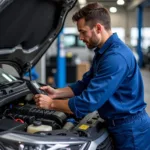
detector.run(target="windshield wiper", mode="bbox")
[0,80,24,88]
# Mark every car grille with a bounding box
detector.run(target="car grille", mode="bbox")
[96,137,114,150]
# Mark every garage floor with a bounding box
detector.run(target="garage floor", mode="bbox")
[141,68,150,115]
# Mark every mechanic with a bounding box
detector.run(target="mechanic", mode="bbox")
[34,2,150,149]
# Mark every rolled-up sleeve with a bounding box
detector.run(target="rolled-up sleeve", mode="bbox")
[68,53,129,118]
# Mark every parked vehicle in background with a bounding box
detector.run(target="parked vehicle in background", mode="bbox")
[127,45,139,63]
[127,44,150,68]
[63,33,94,62]
[142,46,150,67]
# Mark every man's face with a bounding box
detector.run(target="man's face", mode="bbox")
[77,18,100,49]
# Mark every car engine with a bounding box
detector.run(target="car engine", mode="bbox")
[0,80,113,150]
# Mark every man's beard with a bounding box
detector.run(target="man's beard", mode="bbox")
[86,39,99,50]
[87,44,96,50]
[87,32,100,50]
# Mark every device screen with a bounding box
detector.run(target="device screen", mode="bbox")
[32,81,40,89]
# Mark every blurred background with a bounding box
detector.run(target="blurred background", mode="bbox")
[4,0,150,114]
[45,0,150,114]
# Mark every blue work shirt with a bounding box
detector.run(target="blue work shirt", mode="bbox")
[68,33,146,119]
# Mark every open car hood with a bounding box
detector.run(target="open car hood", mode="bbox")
[0,0,77,77]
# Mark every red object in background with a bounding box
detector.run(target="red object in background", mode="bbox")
[15,118,24,123]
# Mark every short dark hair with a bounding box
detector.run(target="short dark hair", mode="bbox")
[72,2,111,30]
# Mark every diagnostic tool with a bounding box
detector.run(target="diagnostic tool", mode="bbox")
[27,81,48,95]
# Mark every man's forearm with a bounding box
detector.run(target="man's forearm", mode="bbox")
[50,99,73,114]
[55,87,74,99]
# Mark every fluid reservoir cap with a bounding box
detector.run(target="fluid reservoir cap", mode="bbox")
[67,118,76,124]
[33,121,42,126]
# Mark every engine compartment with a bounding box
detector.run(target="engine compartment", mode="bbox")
[0,78,113,150]
[0,94,105,138]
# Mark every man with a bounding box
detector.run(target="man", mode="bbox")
[34,2,150,149]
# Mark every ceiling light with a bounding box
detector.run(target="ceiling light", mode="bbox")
[109,7,117,13]
[78,0,86,5]
[117,0,125,5]
[79,4,86,8]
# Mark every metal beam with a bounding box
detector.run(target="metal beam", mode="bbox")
[137,6,143,67]
[141,0,150,7]
[56,30,66,88]
[128,0,146,10]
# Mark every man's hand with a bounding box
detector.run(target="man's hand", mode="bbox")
[40,86,74,99]
[40,86,57,99]
[33,86,74,114]
[34,94,53,109]
[33,94,73,114]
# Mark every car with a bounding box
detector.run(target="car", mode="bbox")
[127,45,139,63]
[63,33,93,62]
[142,46,150,68]
[0,0,113,150]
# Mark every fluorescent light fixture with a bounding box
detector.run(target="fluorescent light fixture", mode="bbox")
[79,4,86,8]
[64,27,78,34]
[78,0,86,5]
[109,7,117,13]
[117,0,125,5]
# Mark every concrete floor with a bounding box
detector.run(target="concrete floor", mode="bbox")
[141,68,150,115]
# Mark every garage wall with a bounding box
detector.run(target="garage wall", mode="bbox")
[65,7,150,27]
[64,6,150,43]
[46,7,150,83]
[47,6,150,63]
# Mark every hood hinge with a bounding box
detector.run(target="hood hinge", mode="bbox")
[21,62,32,79]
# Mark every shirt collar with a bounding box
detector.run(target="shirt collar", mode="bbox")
[94,33,119,54]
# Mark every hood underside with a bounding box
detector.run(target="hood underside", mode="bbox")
[0,0,77,77]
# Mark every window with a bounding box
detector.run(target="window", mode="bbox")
[63,35,76,48]
[64,27,86,48]
[63,27,125,48]
[112,27,125,42]
[131,27,150,50]
[63,34,86,48]
[77,38,85,47]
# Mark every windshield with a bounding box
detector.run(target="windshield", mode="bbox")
[0,68,17,85]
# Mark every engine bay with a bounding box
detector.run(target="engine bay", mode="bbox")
[0,77,112,150]
[0,93,105,139]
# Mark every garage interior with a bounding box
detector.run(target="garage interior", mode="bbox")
[1,1,149,114]
[0,0,149,149]
[43,0,150,115]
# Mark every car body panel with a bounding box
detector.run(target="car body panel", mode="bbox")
[0,0,77,76]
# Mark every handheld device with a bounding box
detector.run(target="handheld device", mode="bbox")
[27,81,48,95]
